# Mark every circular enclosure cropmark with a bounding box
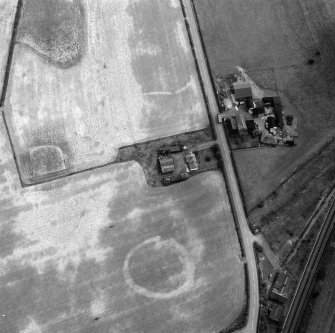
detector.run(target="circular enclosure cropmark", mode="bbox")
[123,237,195,299]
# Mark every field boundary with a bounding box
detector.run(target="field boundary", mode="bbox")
[2,0,216,188]
[0,0,22,107]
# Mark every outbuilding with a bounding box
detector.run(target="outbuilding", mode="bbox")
[232,82,253,101]
[158,156,175,174]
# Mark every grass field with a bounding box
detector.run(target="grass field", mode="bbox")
[194,0,335,210]
[6,0,209,184]
[0,1,18,96]
[0,117,245,333]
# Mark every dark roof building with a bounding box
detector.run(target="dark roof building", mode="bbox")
[270,272,292,303]
[262,96,282,106]
[158,145,182,154]
[269,303,284,322]
[246,119,256,130]
[158,156,175,174]
[225,118,239,136]
[251,107,265,118]
[286,115,294,126]
[232,82,253,101]
[266,115,276,129]
[274,104,284,128]
[246,96,254,109]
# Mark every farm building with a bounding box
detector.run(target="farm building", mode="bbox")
[158,145,182,155]
[266,115,276,129]
[269,302,284,322]
[286,115,294,125]
[185,152,199,171]
[225,118,239,136]
[269,272,292,303]
[251,106,265,118]
[262,96,281,107]
[261,131,277,146]
[246,96,254,109]
[274,104,284,128]
[235,114,247,134]
[246,119,256,134]
[158,156,175,174]
[232,82,253,101]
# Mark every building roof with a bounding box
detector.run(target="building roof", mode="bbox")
[235,114,247,131]
[185,152,198,171]
[158,156,175,174]
[158,145,182,154]
[274,272,289,289]
[246,119,256,130]
[233,82,252,100]
[252,106,265,117]
[261,131,276,146]
[269,303,284,322]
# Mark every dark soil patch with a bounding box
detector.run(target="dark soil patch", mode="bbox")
[17,0,85,68]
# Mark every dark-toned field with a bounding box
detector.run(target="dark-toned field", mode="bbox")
[17,0,85,67]
[194,0,335,210]
[0,117,245,333]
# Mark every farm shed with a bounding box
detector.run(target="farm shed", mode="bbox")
[232,82,253,101]
[158,156,175,174]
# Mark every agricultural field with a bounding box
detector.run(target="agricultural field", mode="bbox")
[0,0,18,96]
[0,117,245,333]
[193,0,335,210]
[6,0,209,184]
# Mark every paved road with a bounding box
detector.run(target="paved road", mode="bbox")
[180,1,259,332]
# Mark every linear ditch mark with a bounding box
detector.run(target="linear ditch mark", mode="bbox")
[0,1,25,187]
[0,0,23,106]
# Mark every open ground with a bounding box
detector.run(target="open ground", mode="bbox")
[6,0,209,184]
[194,0,335,210]
[0,114,245,332]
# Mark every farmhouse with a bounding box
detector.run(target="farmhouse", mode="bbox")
[158,156,175,174]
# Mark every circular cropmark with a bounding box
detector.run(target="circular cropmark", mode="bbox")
[123,236,195,299]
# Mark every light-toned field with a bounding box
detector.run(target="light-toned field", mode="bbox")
[0,1,18,95]
[0,118,244,333]
[6,0,209,184]
[194,0,335,210]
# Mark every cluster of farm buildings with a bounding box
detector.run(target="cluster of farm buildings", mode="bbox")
[217,80,298,149]
[267,271,293,322]
[156,144,218,185]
